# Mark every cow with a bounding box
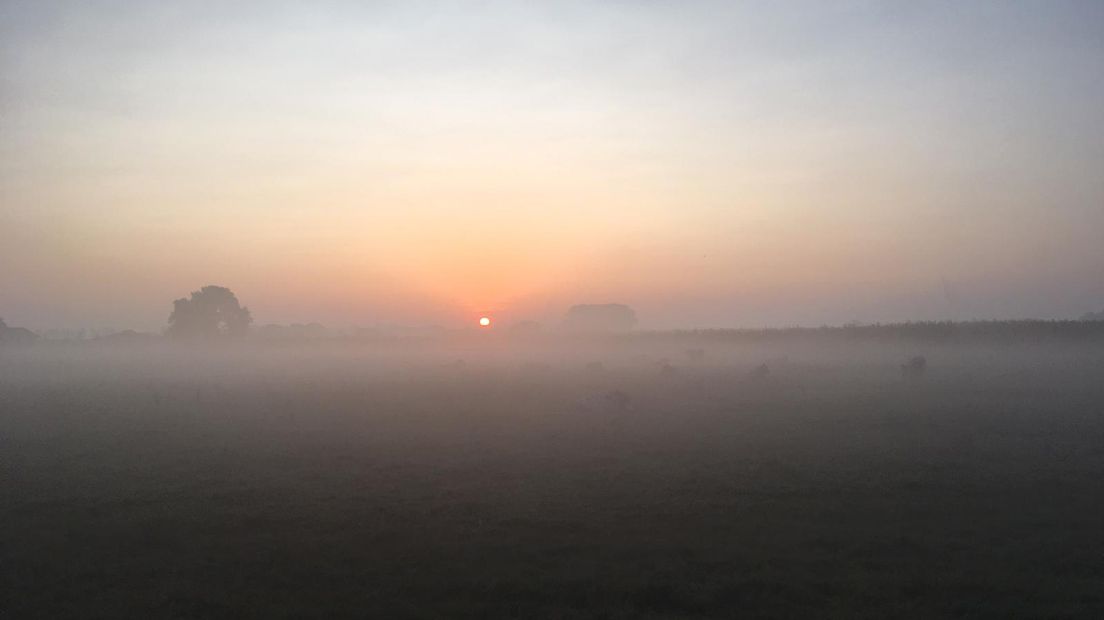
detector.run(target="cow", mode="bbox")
[748,363,770,380]
[685,348,706,363]
[901,356,927,379]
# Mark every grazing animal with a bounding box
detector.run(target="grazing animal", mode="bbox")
[659,359,677,376]
[901,356,927,379]
[603,390,631,411]
[585,361,605,373]
[748,363,770,380]
[685,348,706,362]
[579,389,633,413]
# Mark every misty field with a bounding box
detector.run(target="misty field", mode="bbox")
[4,339,1104,618]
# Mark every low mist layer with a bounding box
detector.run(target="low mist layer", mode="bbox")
[5,334,1104,616]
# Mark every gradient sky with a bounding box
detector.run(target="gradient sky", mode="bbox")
[3,1,1103,331]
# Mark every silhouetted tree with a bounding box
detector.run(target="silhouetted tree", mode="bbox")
[167,286,252,339]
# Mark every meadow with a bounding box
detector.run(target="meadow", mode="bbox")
[4,335,1104,618]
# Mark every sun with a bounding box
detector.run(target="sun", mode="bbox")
[479,316,491,327]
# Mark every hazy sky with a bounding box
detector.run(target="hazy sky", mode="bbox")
[3,1,1103,330]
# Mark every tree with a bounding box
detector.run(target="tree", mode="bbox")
[167,286,252,339]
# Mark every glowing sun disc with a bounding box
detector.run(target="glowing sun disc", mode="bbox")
[479,316,491,327]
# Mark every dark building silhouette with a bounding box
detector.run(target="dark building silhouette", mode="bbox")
[0,318,38,344]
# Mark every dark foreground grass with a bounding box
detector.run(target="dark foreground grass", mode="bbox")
[3,344,1104,618]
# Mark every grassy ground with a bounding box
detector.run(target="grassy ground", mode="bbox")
[4,343,1104,618]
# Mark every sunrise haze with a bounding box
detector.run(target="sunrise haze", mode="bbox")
[3,1,1103,330]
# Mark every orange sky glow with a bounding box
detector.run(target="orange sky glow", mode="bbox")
[2,2,1103,330]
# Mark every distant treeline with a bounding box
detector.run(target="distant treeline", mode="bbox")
[637,320,1104,344]
[8,319,1104,346]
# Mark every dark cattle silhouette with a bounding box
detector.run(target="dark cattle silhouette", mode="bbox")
[901,356,927,379]
[603,390,631,411]
[748,363,770,380]
[585,361,605,373]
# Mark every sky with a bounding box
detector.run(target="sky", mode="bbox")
[2,1,1103,331]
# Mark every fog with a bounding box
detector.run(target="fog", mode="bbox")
[6,1,1104,616]
[6,327,1104,617]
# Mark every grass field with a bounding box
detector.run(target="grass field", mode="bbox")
[4,339,1104,618]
